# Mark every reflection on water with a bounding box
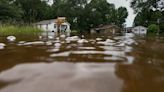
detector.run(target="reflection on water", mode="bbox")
[0,32,164,92]
[0,62,123,92]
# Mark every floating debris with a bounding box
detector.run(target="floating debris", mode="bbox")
[54,43,61,48]
[48,36,54,39]
[0,43,6,50]
[23,41,45,46]
[78,47,96,50]
[7,36,16,42]
[39,36,42,39]
[104,56,124,61]
[66,36,79,42]
[47,48,59,52]
[96,38,103,41]
[46,41,53,46]
[77,39,88,44]
[123,38,136,45]
[18,41,26,44]
[115,42,125,47]
[60,34,66,38]
[125,33,135,38]
[50,52,71,57]
[17,41,26,46]
[106,39,115,43]
[81,35,85,38]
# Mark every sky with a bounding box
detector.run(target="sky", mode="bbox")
[47,0,136,27]
[107,0,136,27]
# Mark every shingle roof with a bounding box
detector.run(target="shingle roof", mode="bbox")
[92,25,121,30]
[34,19,56,25]
[34,19,70,25]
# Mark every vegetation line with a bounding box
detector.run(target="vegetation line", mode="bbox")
[0,26,42,36]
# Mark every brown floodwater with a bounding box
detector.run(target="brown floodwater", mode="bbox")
[0,32,164,92]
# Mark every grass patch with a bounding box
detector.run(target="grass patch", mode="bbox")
[0,25,43,36]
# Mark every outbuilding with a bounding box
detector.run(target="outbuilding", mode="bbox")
[90,25,122,35]
[132,26,147,35]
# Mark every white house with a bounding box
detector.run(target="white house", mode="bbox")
[132,26,147,35]
[34,19,71,33]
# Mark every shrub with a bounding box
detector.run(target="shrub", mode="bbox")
[148,24,158,34]
[0,25,43,36]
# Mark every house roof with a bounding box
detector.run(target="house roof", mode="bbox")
[34,19,56,25]
[34,19,70,25]
[91,25,121,30]
[133,26,147,29]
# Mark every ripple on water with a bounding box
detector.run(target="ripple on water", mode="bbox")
[50,50,125,58]
[0,62,123,92]
[78,47,96,50]
[21,41,45,46]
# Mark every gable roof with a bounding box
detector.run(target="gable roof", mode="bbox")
[92,24,121,30]
[34,19,70,25]
[133,26,147,29]
[34,19,56,25]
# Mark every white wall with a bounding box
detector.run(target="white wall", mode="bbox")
[48,23,57,32]
[132,26,147,35]
[41,25,47,31]
[37,22,70,33]
[60,23,71,33]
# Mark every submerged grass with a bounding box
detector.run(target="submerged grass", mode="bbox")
[0,26,43,36]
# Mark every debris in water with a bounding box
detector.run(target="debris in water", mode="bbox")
[7,36,16,42]
[0,43,6,50]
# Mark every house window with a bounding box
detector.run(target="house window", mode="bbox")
[54,24,57,28]
[60,25,67,32]
[134,29,138,31]
[141,29,145,31]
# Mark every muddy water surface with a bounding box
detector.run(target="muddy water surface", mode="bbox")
[0,33,164,92]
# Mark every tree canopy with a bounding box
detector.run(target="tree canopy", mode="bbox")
[0,0,128,31]
[131,0,163,13]
[0,0,22,23]
[131,0,164,32]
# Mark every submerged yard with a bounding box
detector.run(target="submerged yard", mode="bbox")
[0,0,164,91]
[0,32,164,92]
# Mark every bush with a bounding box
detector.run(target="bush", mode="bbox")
[148,24,158,34]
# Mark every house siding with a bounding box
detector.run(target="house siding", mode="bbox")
[35,19,70,33]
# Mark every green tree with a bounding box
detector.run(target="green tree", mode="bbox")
[78,0,128,30]
[131,0,164,33]
[115,7,128,27]
[14,0,50,24]
[148,24,158,33]
[130,0,162,13]
[0,0,22,23]
[52,0,89,30]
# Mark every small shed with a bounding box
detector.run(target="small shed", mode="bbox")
[132,26,147,35]
[90,25,122,35]
[34,18,71,33]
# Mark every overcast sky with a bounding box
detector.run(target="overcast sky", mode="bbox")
[107,0,136,27]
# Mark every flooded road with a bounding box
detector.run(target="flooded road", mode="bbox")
[0,33,164,92]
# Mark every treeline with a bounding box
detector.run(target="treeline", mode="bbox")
[0,0,128,31]
[131,0,164,33]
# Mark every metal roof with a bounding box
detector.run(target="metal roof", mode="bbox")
[34,19,56,25]
[34,19,70,25]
